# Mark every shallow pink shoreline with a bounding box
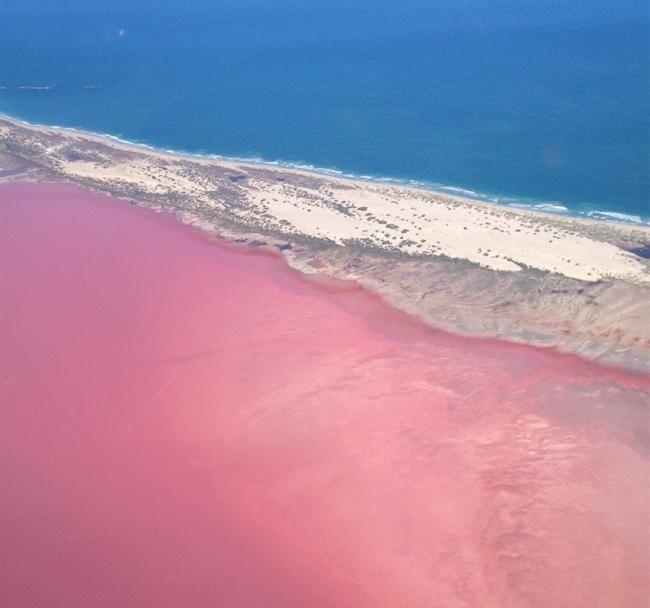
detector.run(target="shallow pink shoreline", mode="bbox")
[1,182,648,607]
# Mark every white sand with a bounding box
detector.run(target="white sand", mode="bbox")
[2,116,648,285]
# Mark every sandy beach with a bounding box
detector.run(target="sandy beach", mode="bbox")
[1,115,649,370]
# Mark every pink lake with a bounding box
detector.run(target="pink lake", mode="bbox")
[1,182,648,607]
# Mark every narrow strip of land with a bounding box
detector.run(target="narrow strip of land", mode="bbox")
[1,115,649,371]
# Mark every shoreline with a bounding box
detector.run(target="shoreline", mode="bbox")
[11,179,648,378]
[2,112,648,229]
[1,112,649,372]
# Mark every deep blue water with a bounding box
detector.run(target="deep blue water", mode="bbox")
[1,0,649,221]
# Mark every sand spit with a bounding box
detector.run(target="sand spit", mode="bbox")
[1,115,649,370]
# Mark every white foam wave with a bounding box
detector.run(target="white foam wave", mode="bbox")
[441,186,479,196]
[533,203,569,212]
[10,86,52,91]
[587,211,645,224]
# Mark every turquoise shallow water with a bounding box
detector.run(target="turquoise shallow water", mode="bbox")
[1,0,649,222]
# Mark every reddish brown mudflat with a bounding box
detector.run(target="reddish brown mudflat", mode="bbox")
[1,183,648,607]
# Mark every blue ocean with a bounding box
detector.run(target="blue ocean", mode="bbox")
[1,0,648,222]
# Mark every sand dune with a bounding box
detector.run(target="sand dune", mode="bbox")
[1,116,648,370]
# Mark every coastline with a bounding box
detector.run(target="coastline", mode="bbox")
[2,112,648,228]
[1,113,649,372]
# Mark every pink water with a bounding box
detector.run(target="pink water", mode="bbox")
[1,183,648,607]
